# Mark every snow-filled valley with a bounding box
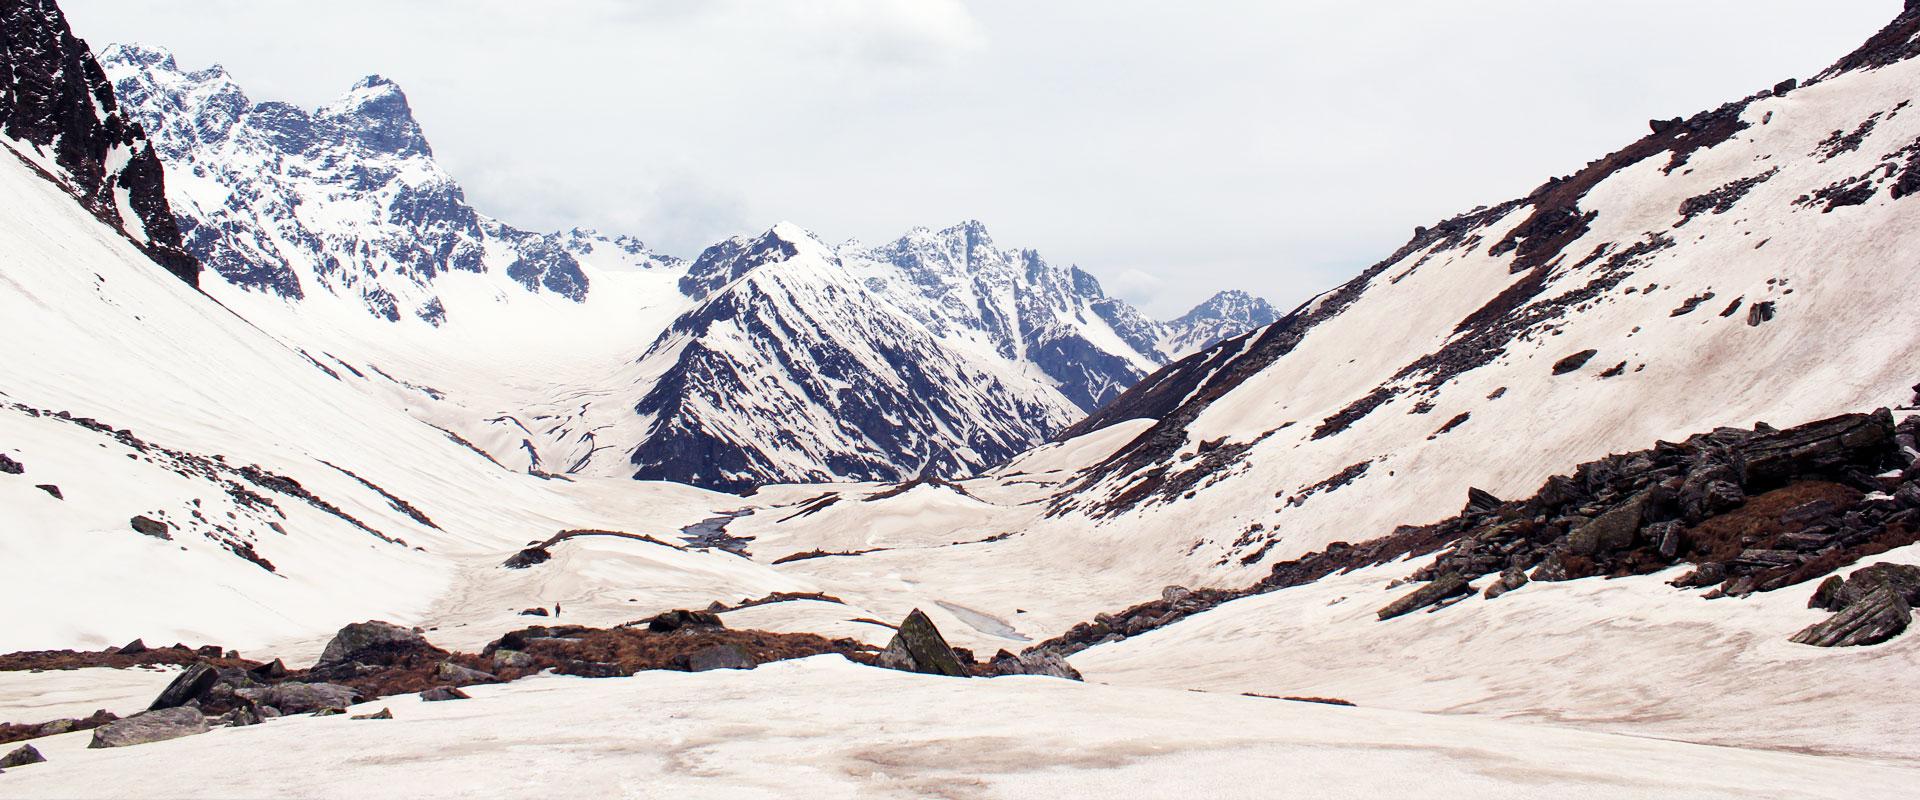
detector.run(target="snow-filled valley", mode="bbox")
[8,0,1920,796]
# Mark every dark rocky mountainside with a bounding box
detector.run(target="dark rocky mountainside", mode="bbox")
[0,0,196,284]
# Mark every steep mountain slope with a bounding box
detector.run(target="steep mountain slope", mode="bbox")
[0,0,195,284]
[1052,4,1920,579]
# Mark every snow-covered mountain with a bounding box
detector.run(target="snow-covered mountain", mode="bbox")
[1160,289,1280,357]
[93,46,1278,490]
[98,44,677,322]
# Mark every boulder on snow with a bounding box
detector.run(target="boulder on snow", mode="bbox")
[235,682,360,714]
[1465,487,1503,514]
[148,663,219,710]
[421,686,470,702]
[1551,349,1599,375]
[0,454,22,474]
[519,607,550,617]
[1791,585,1911,647]
[350,708,394,720]
[874,609,969,678]
[129,515,172,539]
[1377,573,1471,620]
[315,620,435,669]
[0,744,46,768]
[116,638,149,656]
[34,484,61,500]
[249,658,288,680]
[88,707,209,748]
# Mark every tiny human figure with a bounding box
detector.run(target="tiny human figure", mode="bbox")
[554,602,562,618]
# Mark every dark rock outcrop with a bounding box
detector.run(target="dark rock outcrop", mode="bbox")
[234,682,360,715]
[420,686,469,702]
[0,0,199,283]
[0,454,21,474]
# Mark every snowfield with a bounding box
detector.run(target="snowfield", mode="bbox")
[3,657,1915,800]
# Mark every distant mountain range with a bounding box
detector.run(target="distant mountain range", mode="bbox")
[96,44,1278,490]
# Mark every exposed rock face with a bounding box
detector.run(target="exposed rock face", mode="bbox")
[0,0,198,283]
[87,707,208,748]
[433,661,495,686]
[873,609,969,678]
[0,454,21,474]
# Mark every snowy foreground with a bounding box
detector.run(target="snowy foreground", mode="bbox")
[3,657,1912,800]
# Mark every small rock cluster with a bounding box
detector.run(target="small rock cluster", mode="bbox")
[1794,563,1920,646]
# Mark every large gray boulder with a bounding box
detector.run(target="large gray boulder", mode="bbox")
[874,609,969,678]
[88,707,209,749]
[235,682,360,714]
[434,661,496,686]
[316,621,433,668]
[988,649,1084,681]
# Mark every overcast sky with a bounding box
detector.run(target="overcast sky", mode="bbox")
[63,0,1897,317]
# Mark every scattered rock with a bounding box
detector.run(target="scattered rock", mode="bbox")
[34,484,61,500]
[312,708,346,717]
[685,644,756,672]
[214,706,261,728]
[502,547,552,569]
[350,708,393,720]
[129,515,172,540]
[116,638,149,656]
[1378,573,1471,620]
[519,607,550,617]
[0,454,21,474]
[1465,487,1503,513]
[420,687,470,702]
[1161,586,1192,604]
[148,662,219,710]
[648,609,724,633]
[874,609,969,678]
[1747,301,1777,327]
[0,744,45,768]
[1774,78,1798,96]
[88,707,209,748]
